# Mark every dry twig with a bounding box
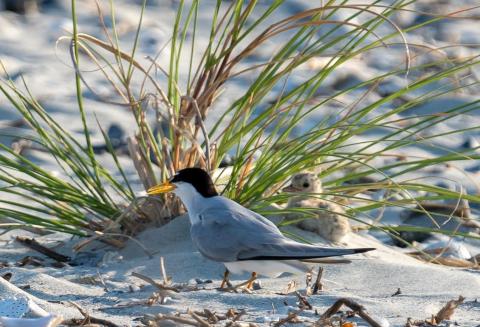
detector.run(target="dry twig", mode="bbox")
[320,298,382,327]
[15,236,70,262]
[313,267,324,294]
[274,310,303,327]
[131,271,179,292]
[434,295,465,324]
[65,301,119,327]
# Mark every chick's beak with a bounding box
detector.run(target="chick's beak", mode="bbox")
[147,182,176,195]
[282,184,300,192]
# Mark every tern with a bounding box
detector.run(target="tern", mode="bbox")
[148,168,374,288]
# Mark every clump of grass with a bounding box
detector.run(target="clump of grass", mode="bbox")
[0,0,479,244]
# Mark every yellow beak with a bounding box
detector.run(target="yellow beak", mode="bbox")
[147,182,176,195]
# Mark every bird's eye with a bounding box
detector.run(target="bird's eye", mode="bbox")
[303,182,310,188]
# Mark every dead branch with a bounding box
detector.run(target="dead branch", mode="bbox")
[188,309,212,327]
[295,291,313,310]
[274,310,303,327]
[313,267,324,294]
[15,237,70,262]
[435,296,465,324]
[131,271,179,292]
[320,298,382,327]
[65,301,120,327]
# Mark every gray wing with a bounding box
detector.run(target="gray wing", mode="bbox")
[190,203,374,262]
[190,206,285,262]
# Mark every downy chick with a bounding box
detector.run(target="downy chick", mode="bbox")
[283,172,350,243]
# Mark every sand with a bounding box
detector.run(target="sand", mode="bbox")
[0,217,479,326]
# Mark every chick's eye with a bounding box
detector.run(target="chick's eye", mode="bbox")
[303,182,310,188]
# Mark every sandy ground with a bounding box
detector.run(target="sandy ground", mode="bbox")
[0,0,480,326]
[1,217,480,326]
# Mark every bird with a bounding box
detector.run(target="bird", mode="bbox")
[147,167,373,288]
[283,172,351,243]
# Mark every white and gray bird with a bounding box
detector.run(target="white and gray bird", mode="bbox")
[284,172,351,243]
[147,168,373,285]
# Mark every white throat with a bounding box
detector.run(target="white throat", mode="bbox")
[173,182,209,224]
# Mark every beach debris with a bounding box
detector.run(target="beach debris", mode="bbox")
[141,308,250,327]
[276,280,297,295]
[407,242,479,269]
[0,296,62,327]
[273,309,303,326]
[295,291,313,310]
[433,296,465,325]
[16,256,45,267]
[391,288,402,297]
[406,296,465,326]
[283,172,351,242]
[1,273,12,282]
[316,298,384,327]
[15,237,70,263]
[312,267,324,294]
[131,271,181,293]
[3,0,38,14]
[63,301,119,327]
[251,280,262,290]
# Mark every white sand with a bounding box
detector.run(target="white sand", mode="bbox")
[1,217,479,326]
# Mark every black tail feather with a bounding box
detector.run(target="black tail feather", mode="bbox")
[353,247,376,254]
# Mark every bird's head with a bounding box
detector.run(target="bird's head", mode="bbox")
[147,167,218,199]
[282,172,322,193]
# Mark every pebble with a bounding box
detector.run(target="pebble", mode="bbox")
[252,280,262,290]
[462,136,480,150]
[3,0,38,14]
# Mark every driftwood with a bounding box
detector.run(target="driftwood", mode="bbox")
[319,298,382,327]
[15,237,70,262]
[64,301,120,327]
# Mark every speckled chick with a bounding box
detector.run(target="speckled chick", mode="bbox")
[284,172,350,243]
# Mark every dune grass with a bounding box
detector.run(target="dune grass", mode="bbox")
[0,0,478,244]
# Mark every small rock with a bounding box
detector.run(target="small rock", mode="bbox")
[3,0,38,14]
[129,284,141,293]
[252,280,262,290]
[462,137,480,150]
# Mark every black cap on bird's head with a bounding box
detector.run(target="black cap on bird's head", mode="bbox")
[147,167,218,198]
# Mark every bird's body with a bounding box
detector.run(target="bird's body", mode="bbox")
[148,168,373,279]
[285,173,351,243]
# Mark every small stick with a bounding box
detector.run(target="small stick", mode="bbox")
[435,296,465,324]
[321,298,382,327]
[96,268,109,292]
[188,309,212,327]
[295,291,313,310]
[67,301,119,327]
[160,256,169,285]
[131,272,179,292]
[1,272,12,281]
[16,237,70,262]
[391,288,402,297]
[313,267,324,294]
[220,273,256,292]
[274,310,302,327]
[201,309,220,323]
